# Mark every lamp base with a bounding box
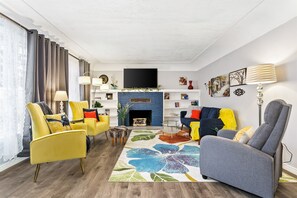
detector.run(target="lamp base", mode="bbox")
[257,84,264,126]
[59,101,64,114]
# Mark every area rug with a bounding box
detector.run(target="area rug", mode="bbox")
[109,129,297,183]
[109,129,211,182]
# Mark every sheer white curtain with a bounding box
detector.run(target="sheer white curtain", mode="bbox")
[0,16,27,163]
[68,55,80,120]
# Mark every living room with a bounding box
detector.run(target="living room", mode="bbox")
[1,0,297,197]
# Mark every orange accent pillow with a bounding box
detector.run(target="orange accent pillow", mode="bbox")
[84,111,97,121]
[191,109,201,120]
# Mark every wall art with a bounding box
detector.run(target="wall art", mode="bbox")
[233,88,245,96]
[229,68,247,87]
[179,77,187,85]
[210,74,230,97]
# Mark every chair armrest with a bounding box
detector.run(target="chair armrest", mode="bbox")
[200,136,274,196]
[70,122,87,131]
[199,118,224,138]
[217,129,237,139]
[30,130,87,164]
[70,119,84,124]
[180,111,187,118]
[99,115,110,125]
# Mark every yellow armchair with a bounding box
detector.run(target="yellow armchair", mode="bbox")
[26,103,87,182]
[69,101,110,142]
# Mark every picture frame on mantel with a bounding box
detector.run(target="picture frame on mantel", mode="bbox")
[229,68,247,87]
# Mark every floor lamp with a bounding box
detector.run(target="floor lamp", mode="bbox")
[246,64,277,126]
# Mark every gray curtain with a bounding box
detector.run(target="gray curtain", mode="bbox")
[79,59,90,102]
[18,30,69,156]
[33,34,69,113]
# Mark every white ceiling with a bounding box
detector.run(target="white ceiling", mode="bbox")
[1,0,297,70]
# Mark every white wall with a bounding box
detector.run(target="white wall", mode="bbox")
[195,17,297,170]
[91,69,199,90]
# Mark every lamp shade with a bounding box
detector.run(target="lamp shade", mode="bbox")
[54,91,68,101]
[92,78,103,86]
[78,76,91,85]
[246,64,277,85]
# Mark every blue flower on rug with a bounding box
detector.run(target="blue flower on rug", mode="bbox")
[127,144,199,174]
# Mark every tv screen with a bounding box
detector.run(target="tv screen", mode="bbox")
[124,68,158,88]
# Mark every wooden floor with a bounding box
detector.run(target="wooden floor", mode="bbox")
[0,134,297,198]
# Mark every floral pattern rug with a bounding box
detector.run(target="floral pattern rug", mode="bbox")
[109,129,297,183]
[109,129,211,182]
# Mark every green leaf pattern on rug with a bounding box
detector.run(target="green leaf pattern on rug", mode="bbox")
[109,170,147,182]
[132,130,153,133]
[113,160,134,171]
[150,173,178,182]
[131,134,156,142]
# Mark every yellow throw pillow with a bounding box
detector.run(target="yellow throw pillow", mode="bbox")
[45,114,71,133]
[233,126,252,142]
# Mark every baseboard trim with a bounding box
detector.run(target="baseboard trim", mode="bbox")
[0,157,28,172]
[283,163,297,176]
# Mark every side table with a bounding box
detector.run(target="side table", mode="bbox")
[108,126,128,146]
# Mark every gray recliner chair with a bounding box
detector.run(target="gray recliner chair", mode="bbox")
[200,99,292,198]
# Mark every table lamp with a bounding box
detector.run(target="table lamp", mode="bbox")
[246,64,277,126]
[54,91,68,114]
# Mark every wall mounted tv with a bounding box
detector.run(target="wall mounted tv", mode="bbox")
[124,68,158,88]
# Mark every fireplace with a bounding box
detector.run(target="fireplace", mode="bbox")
[119,92,163,126]
[129,110,152,126]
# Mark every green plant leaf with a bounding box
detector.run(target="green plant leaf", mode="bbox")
[150,173,178,182]
[131,134,156,142]
[113,160,134,171]
[132,130,153,134]
[109,170,146,182]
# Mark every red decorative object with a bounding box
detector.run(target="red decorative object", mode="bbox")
[84,111,97,121]
[188,80,193,89]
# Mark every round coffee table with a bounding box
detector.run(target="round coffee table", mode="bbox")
[160,126,179,138]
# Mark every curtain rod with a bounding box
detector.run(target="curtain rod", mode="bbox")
[1,12,82,61]
[0,12,33,33]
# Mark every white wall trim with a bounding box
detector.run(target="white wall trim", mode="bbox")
[0,157,28,172]
[283,163,297,176]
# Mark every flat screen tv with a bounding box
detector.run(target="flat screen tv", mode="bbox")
[124,68,158,88]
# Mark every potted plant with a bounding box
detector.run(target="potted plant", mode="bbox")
[117,103,133,126]
[93,101,103,108]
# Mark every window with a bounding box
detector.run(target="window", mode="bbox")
[0,15,27,164]
[68,55,80,120]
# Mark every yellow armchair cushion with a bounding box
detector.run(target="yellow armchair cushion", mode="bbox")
[44,114,71,133]
[30,130,87,164]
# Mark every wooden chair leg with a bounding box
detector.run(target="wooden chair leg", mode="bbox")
[105,131,109,140]
[34,164,41,182]
[115,137,117,144]
[80,158,85,174]
[112,138,115,146]
[181,124,184,131]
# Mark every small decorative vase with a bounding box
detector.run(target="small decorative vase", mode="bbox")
[188,80,193,90]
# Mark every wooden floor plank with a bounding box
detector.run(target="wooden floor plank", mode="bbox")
[0,133,296,198]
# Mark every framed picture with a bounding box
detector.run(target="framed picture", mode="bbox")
[191,100,199,106]
[106,93,113,100]
[175,102,180,107]
[229,68,247,87]
[181,93,189,100]
[179,77,187,85]
[210,74,230,97]
[164,92,170,100]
